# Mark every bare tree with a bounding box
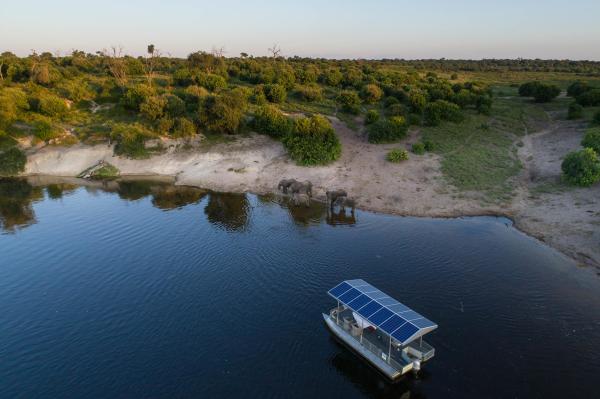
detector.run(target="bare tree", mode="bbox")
[211,46,226,58]
[268,43,281,58]
[144,44,162,85]
[101,46,128,88]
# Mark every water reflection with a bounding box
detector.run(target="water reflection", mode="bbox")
[330,344,426,399]
[0,178,357,233]
[0,178,44,232]
[204,192,250,231]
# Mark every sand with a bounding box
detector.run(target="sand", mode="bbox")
[22,116,600,269]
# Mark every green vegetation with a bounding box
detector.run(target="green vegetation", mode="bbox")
[568,103,584,119]
[90,163,120,179]
[412,142,426,155]
[365,109,379,125]
[368,117,407,143]
[519,82,561,103]
[0,147,26,176]
[387,148,409,163]
[561,148,600,187]
[252,105,292,138]
[283,115,341,165]
[582,127,600,154]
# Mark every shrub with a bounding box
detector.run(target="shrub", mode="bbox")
[576,89,600,106]
[368,116,407,144]
[567,103,584,120]
[264,84,287,103]
[33,117,61,141]
[594,110,600,124]
[408,89,427,113]
[519,81,560,102]
[582,127,600,153]
[90,163,120,179]
[251,86,267,105]
[0,147,27,176]
[194,72,227,92]
[173,68,192,86]
[140,95,166,120]
[337,90,361,114]
[122,84,154,111]
[200,89,248,134]
[561,148,600,186]
[111,122,154,159]
[424,100,463,126]
[282,115,341,165]
[173,117,196,138]
[252,105,292,138]
[423,139,435,151]
[383,96,400,108]
[567,81,590,98]
[385,103,406,117]
[365,109,379,125]
[164,94,186,117]
[296,84,323,102]
[361,84,383,104]
[412,142,425,155]
[157,117,174,133]
[39,94,69,117]
[387,148,409,163]
[183,85,209,107]
[322,68,343,86]
[476,95,493,115]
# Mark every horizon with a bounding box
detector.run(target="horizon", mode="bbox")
[3,0,600,60]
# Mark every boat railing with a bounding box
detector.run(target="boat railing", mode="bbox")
[329,308,411,373]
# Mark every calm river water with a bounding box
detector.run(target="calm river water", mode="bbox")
[1,177,599,399]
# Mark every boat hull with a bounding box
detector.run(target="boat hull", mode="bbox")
[323,313,406,381]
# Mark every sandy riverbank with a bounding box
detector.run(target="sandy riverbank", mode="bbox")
[23,117,600,269]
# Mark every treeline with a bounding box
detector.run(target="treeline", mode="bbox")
[1,49,492,171]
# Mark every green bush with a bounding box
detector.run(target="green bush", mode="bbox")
[252,105,292,138]
[0,147,27,176]
[368,116,407,144]
[33,117,61,141]
[296,84,323,102]
[567,81,590,98]
[594,110,600,124]
[582,127,600,153]
[111,122,155,159]
[424,100,463,126]
[519,81,560,102]
[476,95,493,115]
[173,117,196,138]
[200,89,248,134]
[264,84,287,103]
[385,103,406,117]
[90,163,120,179]
[576,89,600,106]
[567,103,583,120]
[122,84,154,111]
[408,89,427,113]
[361,84,383,104]
[365,109,379,125]
[412,142,425,155]
[194,72,227,92]
[423,139,435,152]
[282,115,341,165]
[39,94,69,117]
[164,94,186,117]
[561,148,600,186]
[337,90,361,114]
[387,148,409,163]
[140,95,166,120]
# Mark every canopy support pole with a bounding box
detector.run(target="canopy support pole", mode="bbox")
[388,337,392,364]
[336,300,339,324]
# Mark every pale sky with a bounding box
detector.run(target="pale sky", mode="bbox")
[2,0,600,60]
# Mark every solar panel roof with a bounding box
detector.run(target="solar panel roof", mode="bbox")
[327,279,437,345]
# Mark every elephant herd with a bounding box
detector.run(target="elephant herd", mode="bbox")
[277,178,355,213]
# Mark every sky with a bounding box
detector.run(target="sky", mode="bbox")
[2,0,600,60]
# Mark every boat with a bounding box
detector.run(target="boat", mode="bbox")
[323,279,437,381]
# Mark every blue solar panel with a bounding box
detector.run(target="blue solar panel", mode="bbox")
[367,308,394,325]
[379,315,406,335]
[347,294,371,310]
[358,301,383,318]
[410,317,437,329]
[327,279,437,344]
[392,323,420,342]
[338,288,361,303]
[329,282,352,298]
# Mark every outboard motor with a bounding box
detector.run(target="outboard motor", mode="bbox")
[412,359,421,374]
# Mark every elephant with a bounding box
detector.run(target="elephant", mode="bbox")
[278,179,297,194]
[338,197,356,213]
[292,193,311,207]
[326,189,348,208]
[289,180,313,197]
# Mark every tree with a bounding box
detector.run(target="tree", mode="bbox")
[0,147,27,176]
[200,89,248,134]
[252,105,292,138]
[101,46,128,88]
[264,84,286,103]
[561,148,600,186]
[576,89,600,106]
[582,127,600,154]
[336,90,361,114]
[567,81,590,98]
[144,44,162,86]
[518,81,560,102]
[361,84,383,104]
[140,95,166,120]
[268,43,282,58]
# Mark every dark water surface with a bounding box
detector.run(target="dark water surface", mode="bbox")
[1,177,599,399]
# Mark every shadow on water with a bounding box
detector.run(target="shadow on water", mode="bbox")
[329,339,427,399]
[204,192,250,232]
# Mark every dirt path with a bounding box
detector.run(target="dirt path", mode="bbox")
[23,116,599,269]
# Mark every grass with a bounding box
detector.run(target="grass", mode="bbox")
[90,163,120,179]
[421,97,550,204]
